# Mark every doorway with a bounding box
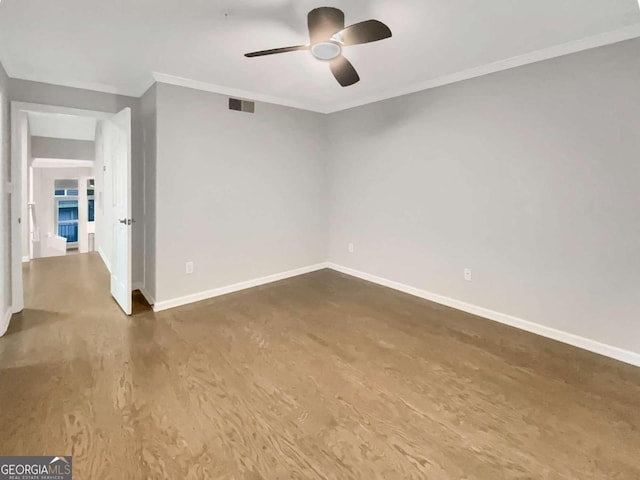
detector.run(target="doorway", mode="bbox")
[10,102,134,315]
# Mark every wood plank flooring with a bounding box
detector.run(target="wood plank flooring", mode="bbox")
[1,253,639,479]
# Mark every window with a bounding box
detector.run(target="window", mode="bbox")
[87,179,95,222]
[53,179,95,244]
[54,179,79,245]
[57,200,79,243]
[55,188,79,196]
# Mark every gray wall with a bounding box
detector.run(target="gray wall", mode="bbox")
[140,84,157,300]
[153,83,327,303]
[327,38,640,355]
[0,61,10,329]
[9,79,145,284]
[31,136,95,161]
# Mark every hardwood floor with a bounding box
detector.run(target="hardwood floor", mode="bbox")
[1,253,639,479]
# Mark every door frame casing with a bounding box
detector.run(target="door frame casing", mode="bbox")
[10,102,112,313]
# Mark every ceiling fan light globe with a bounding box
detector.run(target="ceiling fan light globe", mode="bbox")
[311,41,342,61]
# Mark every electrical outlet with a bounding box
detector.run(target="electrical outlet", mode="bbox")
[348,243,355,254]
[464,268,472,282]
[186,261,194,275]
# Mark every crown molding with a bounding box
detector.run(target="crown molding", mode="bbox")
[133,76,158,98]
[7,71,141,98]
[5,23,640,112]
[326,22,640,113]
[151,72,326,113]
[152,23,640,114]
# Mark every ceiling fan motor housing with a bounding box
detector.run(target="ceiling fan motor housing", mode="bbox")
[311,41,342,61]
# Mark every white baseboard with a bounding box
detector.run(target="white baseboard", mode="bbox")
[97,247,111,273]
[21,256,30,263]
[327,263,640,368]
[153,263,329,312]
[0,307,12,337]
[132,281,155,306]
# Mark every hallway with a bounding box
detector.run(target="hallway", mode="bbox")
[21,252,121,315]
[0,254,143,476]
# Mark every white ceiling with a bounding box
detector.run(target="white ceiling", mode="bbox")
[28,112,97,141]
[1,0,640,113]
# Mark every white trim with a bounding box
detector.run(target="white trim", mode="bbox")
[21,256,30,263]
[32,158,94,168]
[4,24,640,113]
[6,71,144,98]
[132,281,155,306]
[135,76,159,99]
[326,263,640,368]
[11,102,113,120]
[98,246,111,273]
[10,106,26,313]
[154,24,640,114]
[327,23,640,113]
[4,24,640,114]
[153,263,329,312]
[0,308,12,337]
[152,73,326,113]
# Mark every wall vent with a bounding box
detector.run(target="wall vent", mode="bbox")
[229,98,255,113]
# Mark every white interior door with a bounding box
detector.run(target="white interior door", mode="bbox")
[105,108,132,314]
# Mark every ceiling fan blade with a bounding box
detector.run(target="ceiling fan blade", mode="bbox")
[330,55,360,87]
[308,7,345,44]
[245,45,308,58]
[334,20,392,46]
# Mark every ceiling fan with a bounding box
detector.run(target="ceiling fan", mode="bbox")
[244,7,392,87]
